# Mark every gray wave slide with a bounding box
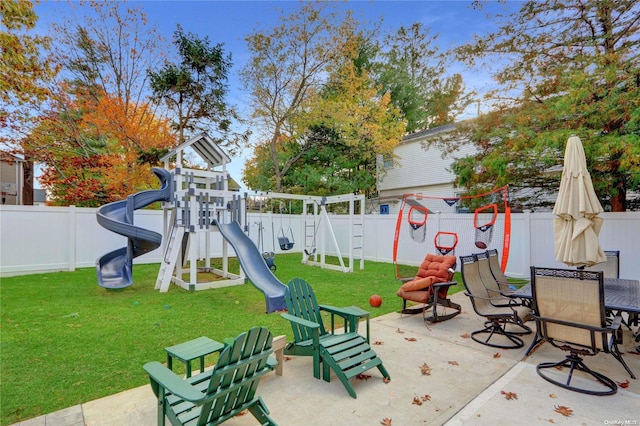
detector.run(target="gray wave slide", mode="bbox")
[215,220,287,313]
[96,168,173,289]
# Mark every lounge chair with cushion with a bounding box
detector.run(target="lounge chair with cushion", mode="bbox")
[396,253,461,323]
[460,254,532,349]
[530,267,635,395]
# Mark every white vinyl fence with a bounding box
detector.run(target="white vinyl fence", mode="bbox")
[1,205,639,280]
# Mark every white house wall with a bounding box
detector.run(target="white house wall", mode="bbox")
[377,128,476,215]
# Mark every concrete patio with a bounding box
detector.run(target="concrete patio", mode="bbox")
[13,293,640,426]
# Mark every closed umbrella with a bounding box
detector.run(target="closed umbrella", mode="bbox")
[553,135,606,267]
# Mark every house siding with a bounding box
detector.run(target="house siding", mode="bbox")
[375,125,475,214]
[0,153,24,205]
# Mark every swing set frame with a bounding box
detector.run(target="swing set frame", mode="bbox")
[249,191,365,273]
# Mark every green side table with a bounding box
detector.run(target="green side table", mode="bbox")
[165,336,225,378]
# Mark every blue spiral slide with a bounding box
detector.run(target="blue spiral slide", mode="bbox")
[96,168,173,289]
[215,220,286,313]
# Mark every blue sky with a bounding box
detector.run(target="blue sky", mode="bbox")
[35,0,518,188]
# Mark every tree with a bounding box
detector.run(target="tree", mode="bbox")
[447,0,640,211]
[147,25,245,153]
[250,41,405,196]
[21,1,177,205]
[0,0,55,107]
[241,2,358,192]
[1,0,58,204]
[51,1,164,117]
[241,2,405,193]
[289,35,404,196]
[375,23,472,133]
[25,86,175,206]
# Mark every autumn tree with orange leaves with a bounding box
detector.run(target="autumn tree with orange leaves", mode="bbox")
[21,1,177,206]
[25,84,175,206]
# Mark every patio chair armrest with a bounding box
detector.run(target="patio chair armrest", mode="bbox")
[486,288,504,297]
[608,315,623,331]
[532,315,613,334]
[463,292,495,302]
[500,280,529,290]
[319,304,368,318]
[280,313,320,330]
[143,361,206,403]
[432,281,457,289]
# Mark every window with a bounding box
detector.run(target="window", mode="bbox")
[382,154,393,169]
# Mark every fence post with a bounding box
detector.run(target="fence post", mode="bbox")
[523,210,532,276]
[69,205,77,272]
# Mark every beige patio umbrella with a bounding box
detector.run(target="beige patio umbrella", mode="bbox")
[553,135,607,267]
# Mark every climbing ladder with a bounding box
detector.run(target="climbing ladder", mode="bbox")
[350,197,365,271]
[156,224,187,292]
[300,194,365,273]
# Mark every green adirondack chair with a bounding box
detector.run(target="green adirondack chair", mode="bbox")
[143,327,277,426]
[280,277,390,398]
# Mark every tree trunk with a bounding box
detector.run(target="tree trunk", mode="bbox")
[610,186,626,212]
[22,159,34,205]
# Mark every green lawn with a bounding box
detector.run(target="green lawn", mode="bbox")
[0,253,464,424]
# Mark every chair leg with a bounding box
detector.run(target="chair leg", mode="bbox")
[377,363,391,381]
[471,320,524,349]
[505,319,532,336]
[312,350,321,380]
[320,353,357,398]
[611,341,637,379]
[537,354,617,396]
[247,397,278,426]
[157,388,166,426]
[425,297,461,323]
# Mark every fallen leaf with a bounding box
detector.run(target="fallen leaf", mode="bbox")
[493,352,501,358]
[374,340,384,345]
[284,356,292,362]
[547,419,555,423]
[383,376,391,383]
[420,363,432,375]
[460,333,470,338]
[396,328,405,334]
[380,418,392,426]
[618,379,630,388]
[421,395,431,401]
[412,396,423,405]
[448,360,459,366]
[404,337,417,342]
[500,390,518,400]
[548,393,557,398]
[553,406,573,417]
[553,365,563,371]
[236,410,248,417]
[356,374,372,380]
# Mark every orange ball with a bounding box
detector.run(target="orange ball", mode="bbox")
[369,294,382,308]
